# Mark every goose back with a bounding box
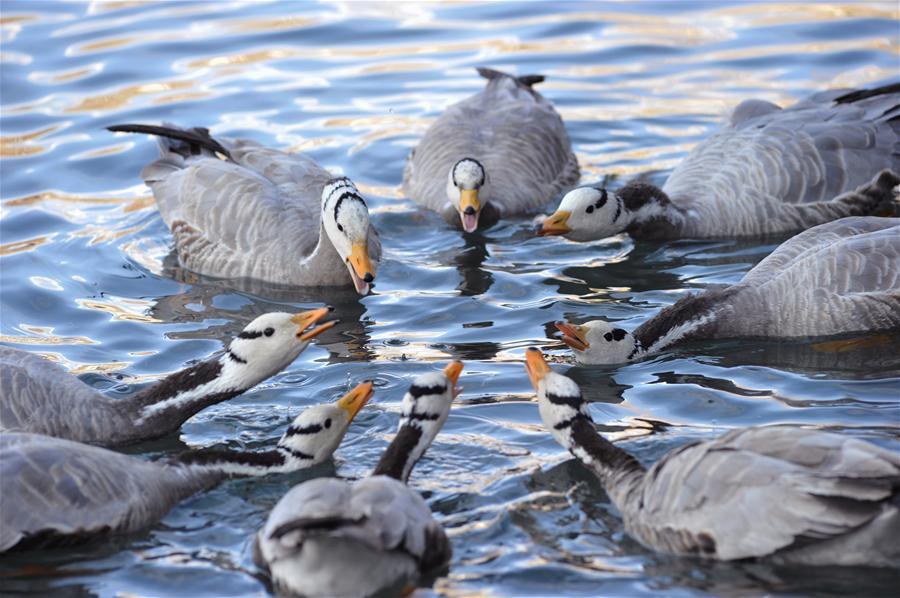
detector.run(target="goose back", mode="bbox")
[403,69,579,219]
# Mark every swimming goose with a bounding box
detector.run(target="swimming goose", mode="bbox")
[402,67,579,232]
[0,309,334,446]
[555,217,900,364]
[540,83,900,240]
[0,381,373,553]
[107,124,380,294]
[254,362,462,597]
[525,348,900,567]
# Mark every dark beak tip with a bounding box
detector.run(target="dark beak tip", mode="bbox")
[363,273,374,283]
[326,305,335,312]
[463,206,476,215]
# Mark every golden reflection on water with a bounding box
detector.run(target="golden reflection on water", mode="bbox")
[0,235,55,256]
[76,296,162,323]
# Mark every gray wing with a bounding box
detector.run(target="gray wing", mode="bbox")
[720,217,900,337]
[0,346,128,443]
[402,69,579,218]
[0,433,218,551]
[139,132,342,284]
[664,85,900,235]
[628,426,900,562]
[256,476,450,573]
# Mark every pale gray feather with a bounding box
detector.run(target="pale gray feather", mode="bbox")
[662,84,900,236]
[402,68,579,221]
[255,475,450,597]
[139,132,380,285]
[0,433,223,552]
[622,426,900,566]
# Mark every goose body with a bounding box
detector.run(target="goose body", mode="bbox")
[108,124,380,294]
[556,217,900,364]
[403,67,579,232]
[0,310,333,446]
[525,349,900,567]
[0,382,373,553]
[541,83,900,240]
[255,363,461,597]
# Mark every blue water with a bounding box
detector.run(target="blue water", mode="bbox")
[1,1,899,596]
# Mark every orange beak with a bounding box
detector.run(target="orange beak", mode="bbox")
[459,189,480,233]
[525,348,551,391]
[540,210,572,236]
[348,243,375,290]
[443,361,464,397]
[555,321,589,351]
[336,381,374,421]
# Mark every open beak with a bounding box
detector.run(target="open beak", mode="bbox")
[539,210,571,236]
[336,381,374,422]
[555,321,589,351]
[291,307,332,338]
[458,189,480,233]
[347,243,375,295]
[443,361,464,397]
[525,348,551,391]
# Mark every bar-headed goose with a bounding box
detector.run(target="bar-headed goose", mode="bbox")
[555,217,900,364]
[403,67,579,232]
[107,124,380,294]
[540,83,899,240]
[254,362,462,597]
[525,348,900,567]
[0,381,373,553]
[0,309,335,446]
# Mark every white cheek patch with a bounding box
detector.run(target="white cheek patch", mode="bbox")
[335,199,370,242]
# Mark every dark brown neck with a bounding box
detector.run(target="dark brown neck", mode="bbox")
[569,417,645,504]
[372,424,424,483]
[632,286,738,352]
[617,181,684,239]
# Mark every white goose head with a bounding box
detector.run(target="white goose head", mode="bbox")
[224,309,335,390]
[446,158,489,233]
[277,381,374,466]
[555,320,640,365]
[525,348,592,451]
[321,178,377,295]
[540,186,627,241]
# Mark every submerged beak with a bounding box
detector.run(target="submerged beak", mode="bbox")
[525,347,551,391]
[291,307,333,338]
[555,321,589,352]
[336,381,374,421]
[458,188,480,233]
[539,210,572,236]
[443,361,464,397]
[347,243,375,295]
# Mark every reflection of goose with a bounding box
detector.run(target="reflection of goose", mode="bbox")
[541,83,900,240]
[556,217,900,364]
[403,67,579,232]
[0,309,333,446]
[0,382,373,553]
[525,349,900,567]
[254,363,462,597]
[108,124,380,295]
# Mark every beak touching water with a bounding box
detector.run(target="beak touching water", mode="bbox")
[348,243,375,296]
[525,348,552,391]
[555,321,589,351]
[291,307,336,341]
[539,210,572,236]
[336,381,375,421]
[443,361,464,397]
[459,189,480,233]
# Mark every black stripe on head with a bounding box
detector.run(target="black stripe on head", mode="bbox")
[278,446,316,461]
[285,423,323,436]
[595,188,608,210]
[405,411,440,422]
[227,350,247,364]
[545,391,584,410]
[237,330,264,340]
[554,411,593,430]
[333,191,366,226]
[613,194,622,223]
[408,383,447,399]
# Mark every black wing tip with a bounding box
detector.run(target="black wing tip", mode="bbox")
[106,123,232,160]
[476,66,545,88]
[834,81,900,105]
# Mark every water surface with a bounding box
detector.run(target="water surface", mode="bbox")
[1,1,899,596]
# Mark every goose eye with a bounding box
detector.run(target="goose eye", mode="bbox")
[586,205,594,214]
[324,418,332,429]
[337,223,344,232]
[264,327,275,337]
[603,332,613,341]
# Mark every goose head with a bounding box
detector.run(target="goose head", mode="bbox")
[555,320,639,365]
[540,186,626,241]
[277,381,374,465]
[224,309,335,389]
[446,158,489,233]
[321,178,377,295]
[525,348,592,450]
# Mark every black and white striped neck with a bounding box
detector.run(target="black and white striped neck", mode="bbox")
[171,444,316,476]
[632,286,738,354]
[616,182,685,240]
[566,417,646,505]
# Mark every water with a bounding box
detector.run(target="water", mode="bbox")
[1,1,899,595]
